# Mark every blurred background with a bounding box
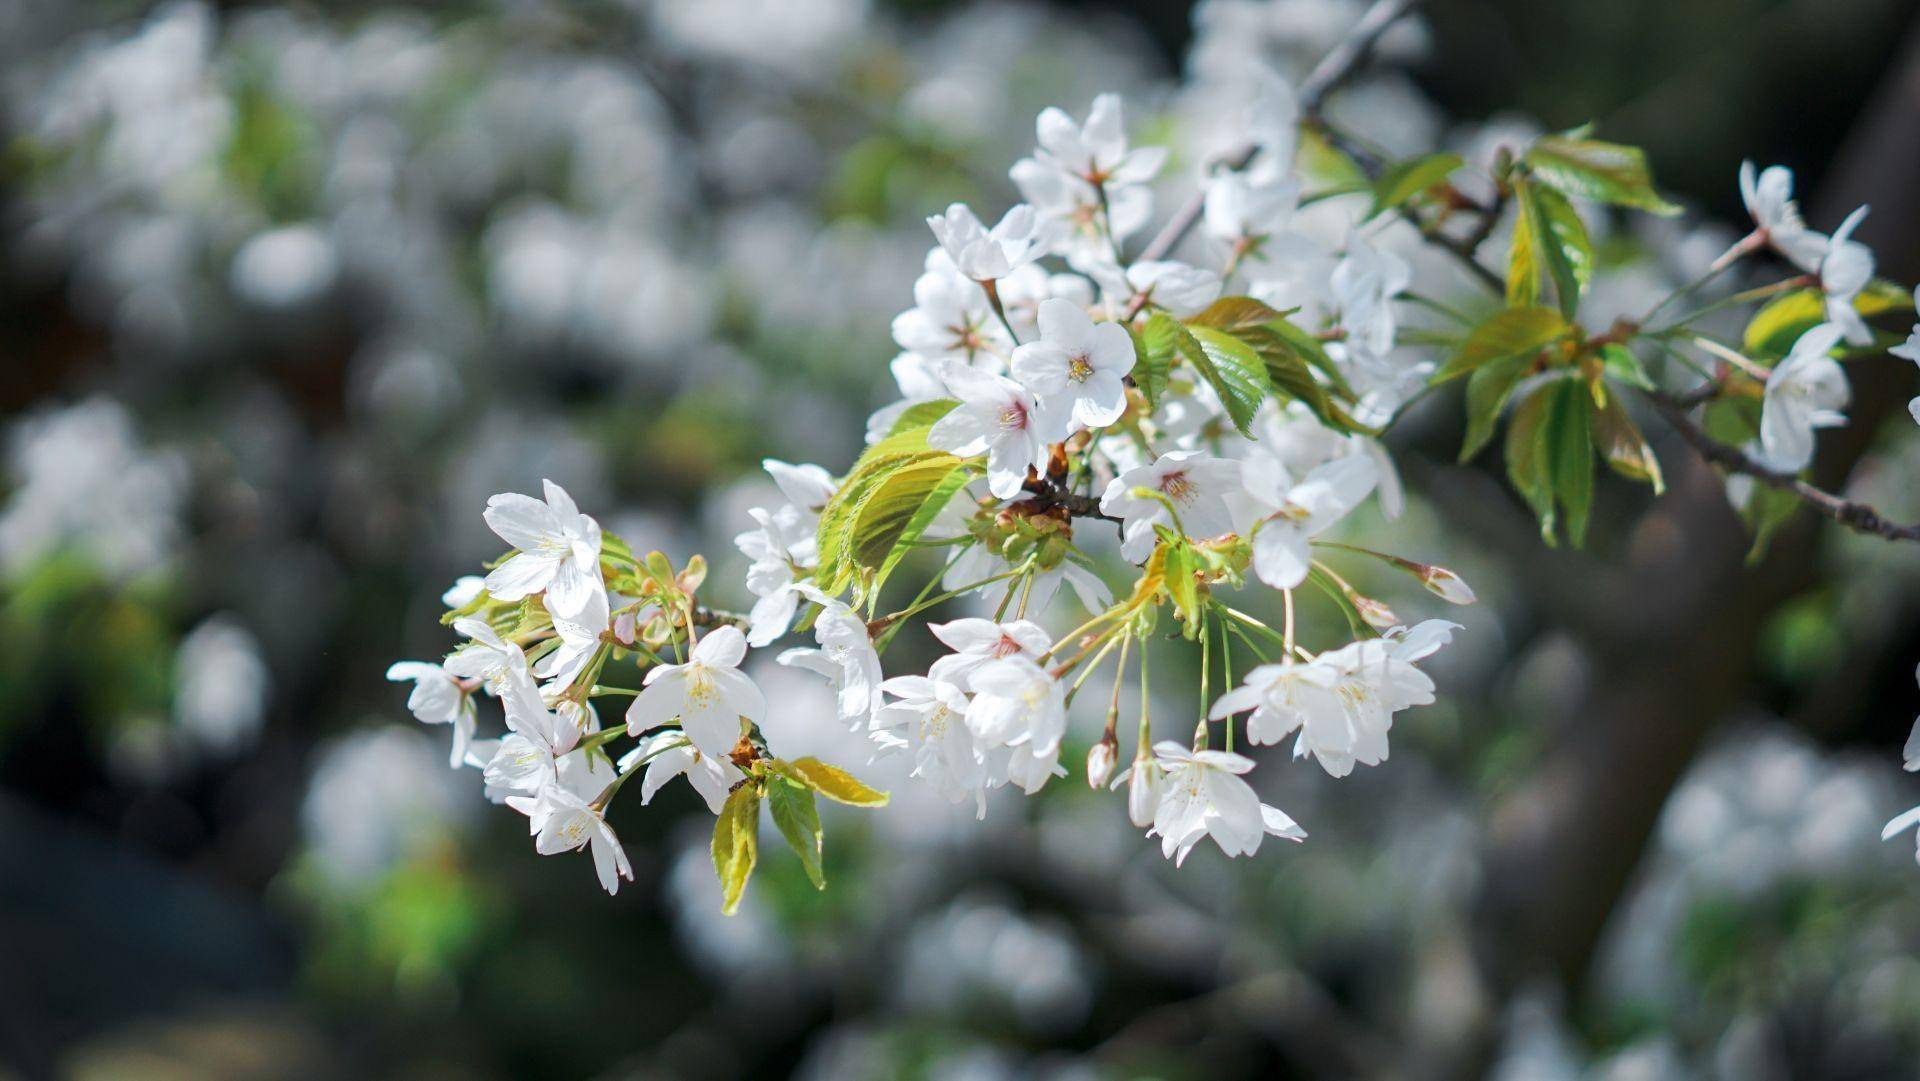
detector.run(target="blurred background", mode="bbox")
[4,0,1920,1078]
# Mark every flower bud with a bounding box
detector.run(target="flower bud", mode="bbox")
[1420,564,1477,605]
[613,610,639,646]
[1086,735,1118,789]
[1125,757,1164,828]
[1352,593,1399,631]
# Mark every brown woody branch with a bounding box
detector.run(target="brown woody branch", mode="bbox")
[1645,389,1920,542]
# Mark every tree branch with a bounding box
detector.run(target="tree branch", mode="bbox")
[1128,0,1419,274]
[1645,389,1920,543]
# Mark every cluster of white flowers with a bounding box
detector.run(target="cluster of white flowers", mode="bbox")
[385,29,1920,904]
[389,79,1481,897]
[1726,162,1902,472]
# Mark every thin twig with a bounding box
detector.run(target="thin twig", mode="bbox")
[1124,0,1419,295]
[1645,390,1920,543]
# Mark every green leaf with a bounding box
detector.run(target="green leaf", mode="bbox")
[767,780,825,890]
[1133,314,1180,408]
[1740,483,1803,565]
[846,454,977,581]
[814,419,968,595]
[1599,343,1656,390]
[1513,178,1592,319]
[1459,355,1530,462]
[1742,280,1913,358]
[1591,393,1664,494]
[1177,324,1272,435]
[1436,306,1569,382]
[1547,378,1595,546]
[712,784,760,916]
[885,398,959,438]
[1238,323,1367,434]
[1507,193,1541,309]
[872,460,978,592]
[1157,535,1205,638]
[786,757,889,806]
[1523,134,1680,215]
[1370,152,1464,218]
[1505,384,1557,540]
[1187,296,1289,334]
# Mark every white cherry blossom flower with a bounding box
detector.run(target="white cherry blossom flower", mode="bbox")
[764,459,836,520]
[1093,259,1223,318]
[1304,620,1459,776]
[1203,172,1301,247]
[1147,742,1305,865]
[626,624,766,760]
[927,360,1064,498]
[965,657,1068,756]
[1112,755,1166,828]
[506,753,631,895]
[482,667,585,794]
[1002,266,1099,340]
[1209,657,1345,758]
[1331,229,1412,359]
[444,617,530,694]
[482,479,605,619]
[623,731,742,815]
[871,675,993,816]
[926,202,1052,282]
[1239,451,1377,590]
[1819,205,1875,346]
[441,575,485,609]
[1011,156,1151,266]
[1034,93,1167,187]
[532,584,609,692]
[1891,286,1920,424]
[891,256,1011,364]
[1758,322,1849,472]
[386,661,477,767]
[1734,162,1828,272]
[1100,450,1243,563]
[927,617,1052,690]
[735,504,815,647]
[777,589,883,728]
[1009,297,1135,431]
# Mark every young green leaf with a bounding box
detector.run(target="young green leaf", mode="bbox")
[1459,354,1531,462]
[1436,306,1569,382]
[1599,343,1656,390]
[884,398,960,438]
[1513,177,1592,319]
[1187,295,1289,334]
[846,454,978,581]
[1547,378,1596,546]
[712,783,761,916]
[1134,313,1180,408]
[1523,134,1680,215]
[1505,384,1557,540]
[767,780,826,890]
[1742,281,1913,358]
[1369,152,1464,218]
[1176,324,1272,435]
[1158,536,1206,638]
[786,757,890,806]
[1591,393,1664,494]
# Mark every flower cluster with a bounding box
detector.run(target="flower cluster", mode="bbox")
[394,57,1920,906]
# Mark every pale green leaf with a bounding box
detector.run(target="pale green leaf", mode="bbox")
[787,757,889,806]
[712,784,760,916]
[767,780,825,890]
[1436,306,1569,382]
